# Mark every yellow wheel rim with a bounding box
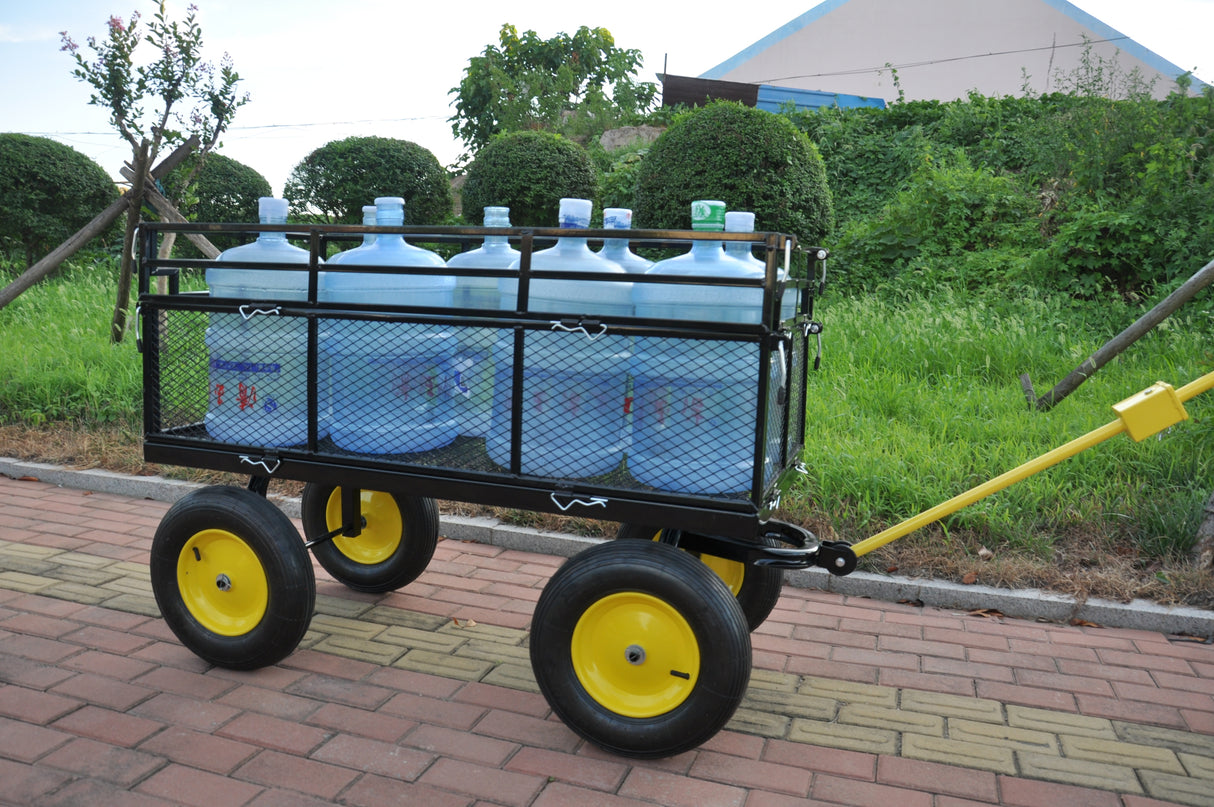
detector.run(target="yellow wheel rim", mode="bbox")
[645,532,745,597]
[325,488,402,565]
[178,529,268,636]
[571,592,700,718]
[700,554,746,597]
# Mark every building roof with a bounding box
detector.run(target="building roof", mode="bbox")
[702,0,1206,101]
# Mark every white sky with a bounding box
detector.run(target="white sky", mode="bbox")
[3,0,1212,196]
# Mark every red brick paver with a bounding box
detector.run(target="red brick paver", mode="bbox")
[1,473,1213,806]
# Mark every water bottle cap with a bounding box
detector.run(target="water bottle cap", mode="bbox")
[725,211,756,233]
[603,208,633,230]
[361,205,376,225]
[483,206,512,227]
[558,198,593,229]
[374,197,405,225]
[258,197,289,222]
[691,200,727,231]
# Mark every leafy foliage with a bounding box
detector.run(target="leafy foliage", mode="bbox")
[0,134,118,265]
[791,74,1214,296]
[459,131,598,226]
[179,153,271,225]
[449,24,658,163]
[283,136,452,224]
[633,101,835,246]
[59,3,248,168]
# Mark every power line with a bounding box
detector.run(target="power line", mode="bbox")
[754,35,1130,84]
[19,114,451,139]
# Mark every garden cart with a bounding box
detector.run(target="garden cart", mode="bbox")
[137,220,838,759]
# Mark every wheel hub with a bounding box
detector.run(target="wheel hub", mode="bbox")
[625,644,646,665]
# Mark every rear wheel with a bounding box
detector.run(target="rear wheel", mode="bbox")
[301,483,438,593]
[615,523,784,631]
[150,486,314,670]
[530,540,751,758]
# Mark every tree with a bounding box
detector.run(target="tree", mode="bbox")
[59,2,248,342]
[284,136,452,225]
[460,131,598,227]
[449,24,658,163]
[0,134,119,266]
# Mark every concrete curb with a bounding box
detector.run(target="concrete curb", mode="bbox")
[4,457,1212,638]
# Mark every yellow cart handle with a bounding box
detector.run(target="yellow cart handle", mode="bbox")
[849,369,1214,558]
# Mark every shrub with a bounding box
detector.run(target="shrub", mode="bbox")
[178,152,272,225]
[633,101,834,246]
[283,136,452,224]
[0,134,118,265]
[460,131,598,226]
[835,149,1041,291]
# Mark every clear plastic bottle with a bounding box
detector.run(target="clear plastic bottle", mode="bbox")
[630,200,768,494]
[204,196,321,446]
[446,206,518,437]
[488,198,633,478]
[597,207,653,274]
[319,196,457,454]
[724,210,797,323]
[327,204,377,264]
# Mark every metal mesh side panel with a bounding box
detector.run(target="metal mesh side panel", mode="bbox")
[150,309,209,435]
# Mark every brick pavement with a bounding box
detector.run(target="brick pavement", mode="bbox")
[2,473,1213,806]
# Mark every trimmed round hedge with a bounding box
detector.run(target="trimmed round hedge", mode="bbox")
[633,101,835,246]
[0,134,117,264]
[460,131,598,227]
[284,136,452,224]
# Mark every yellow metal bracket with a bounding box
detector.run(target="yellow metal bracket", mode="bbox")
[849,369,1214,558]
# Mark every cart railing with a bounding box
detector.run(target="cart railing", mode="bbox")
[137,222,828,543]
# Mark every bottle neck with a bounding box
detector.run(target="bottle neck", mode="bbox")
[258,217,288,243]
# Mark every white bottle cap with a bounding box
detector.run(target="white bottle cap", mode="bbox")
[603,208,633,229]
[361,205,376,225]
[484,206,511,227]
[374,197,405,225]
[558,198,593,229]
[259,197,289,222]
[725,211,756,233]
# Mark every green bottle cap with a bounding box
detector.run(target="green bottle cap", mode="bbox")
[691,200,726,231]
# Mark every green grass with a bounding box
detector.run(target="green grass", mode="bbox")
[0,256,143,425]
[2,255,1211,560]
[797,285,1214,559]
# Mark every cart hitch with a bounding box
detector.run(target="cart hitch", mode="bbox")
[814,541,858,576]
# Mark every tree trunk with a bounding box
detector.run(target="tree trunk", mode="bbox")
[111,142,150,344]
[0,136,200,312]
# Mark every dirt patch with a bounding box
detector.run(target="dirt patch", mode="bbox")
[2,422,1210,608]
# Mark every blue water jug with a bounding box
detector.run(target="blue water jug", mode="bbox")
[446,206,518,437]
[204,197,320,447]
[597,208,653,274]
[327,205,377,264]
[487,198,633,478]
[630,200,772,494]
[724,210,798,323]
[319,197,457,454]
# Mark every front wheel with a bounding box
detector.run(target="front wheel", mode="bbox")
[530,540,751,759]
[301,483,438,593]
[150,486,315,670]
